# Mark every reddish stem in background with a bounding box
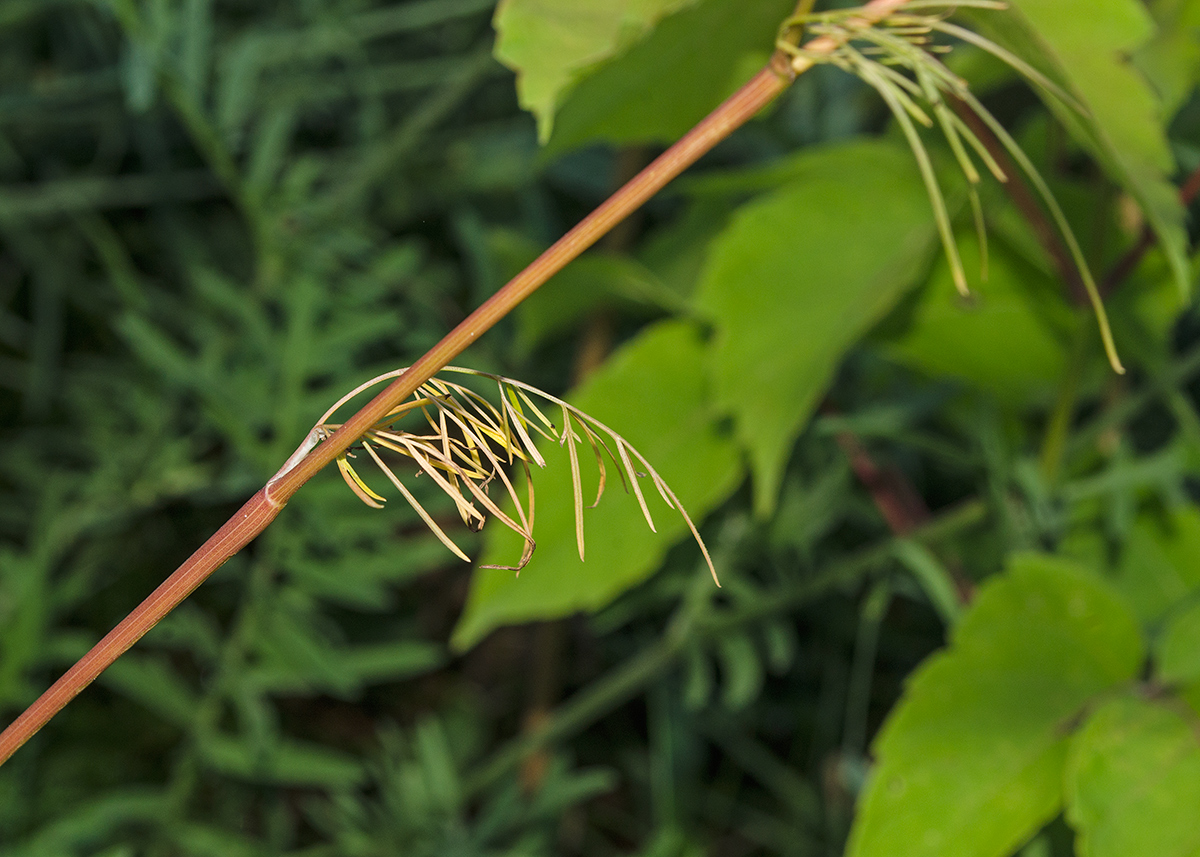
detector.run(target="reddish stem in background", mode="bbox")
[1100,162,1200,298]
[831,421,974,604]
[836,431,931,534]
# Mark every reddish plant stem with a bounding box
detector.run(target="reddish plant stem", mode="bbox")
[0,490,281,766]
[0,51,781,772]
[1100,161,1200,298]
[0,0,913,768]
[953,91,1200,304]
[833,429,974,604]
[835,430,930,535]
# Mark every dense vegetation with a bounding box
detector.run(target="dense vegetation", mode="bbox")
[2,0,1199,855]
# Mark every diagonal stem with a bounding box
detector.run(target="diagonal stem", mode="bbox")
[0,0,913,768]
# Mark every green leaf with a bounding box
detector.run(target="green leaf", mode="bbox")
[247,597,443,696]
[1154,591,1200,714]
[171,823,268,857]
[9,789,168,856]
[0,548,50,708]
[248,591,352,696]
[514,252,680,353]
[120,38,160,114]
[100,651,201,729]
[683,646,715,709]
[1156,598,1200,685]
[451,320,743,650]
[637,197,738,301]
[847,554,1144,857]
[545,0,794,152]
[761,619,796,674]
[201,733,365,787]
[983,0,1190,298]
[493,0,702,142]
[1111,506,1200,625]
[413,718,463,813]
[893,539,964,626]
[178,0,213,105]
[717,632,764,710]
[528,760,619,815]
[887,234,1072,404]
[1136,0,1200,118]
[339,641,445,686]
[1066,696,1200,857]
[695,140,938,515]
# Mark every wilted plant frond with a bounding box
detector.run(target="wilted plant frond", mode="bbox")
[295,367,717,582]
[776,1,1124,374]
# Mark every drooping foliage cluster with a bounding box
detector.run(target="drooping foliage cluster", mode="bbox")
[3,0,1200,855]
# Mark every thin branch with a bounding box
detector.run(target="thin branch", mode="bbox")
[0,0,918,767]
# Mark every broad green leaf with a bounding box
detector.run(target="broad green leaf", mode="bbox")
[486,230,687,355]
[1104,248,1191,370]
[1136,0,1200,118]
[493,0,701,142]
[1156,599,1200,685]
[847,554,1144,857]
[695,140,937,515]
[637,198,738,300]
[451,320,743,650]
[1111,506,1200,624]
[982,0,1190,298]
[546,0,794,153]
[515,256,680,353]
[1155,596,1200,714]
[1066,696,1200,857]
[888,234,1072,404]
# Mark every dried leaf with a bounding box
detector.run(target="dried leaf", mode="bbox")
[301,366,715,581]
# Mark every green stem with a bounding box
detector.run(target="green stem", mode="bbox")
[1039,325,1089,486]
[843,579,891,754]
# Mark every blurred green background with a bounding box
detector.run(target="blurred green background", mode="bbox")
[3,1,1200,855]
